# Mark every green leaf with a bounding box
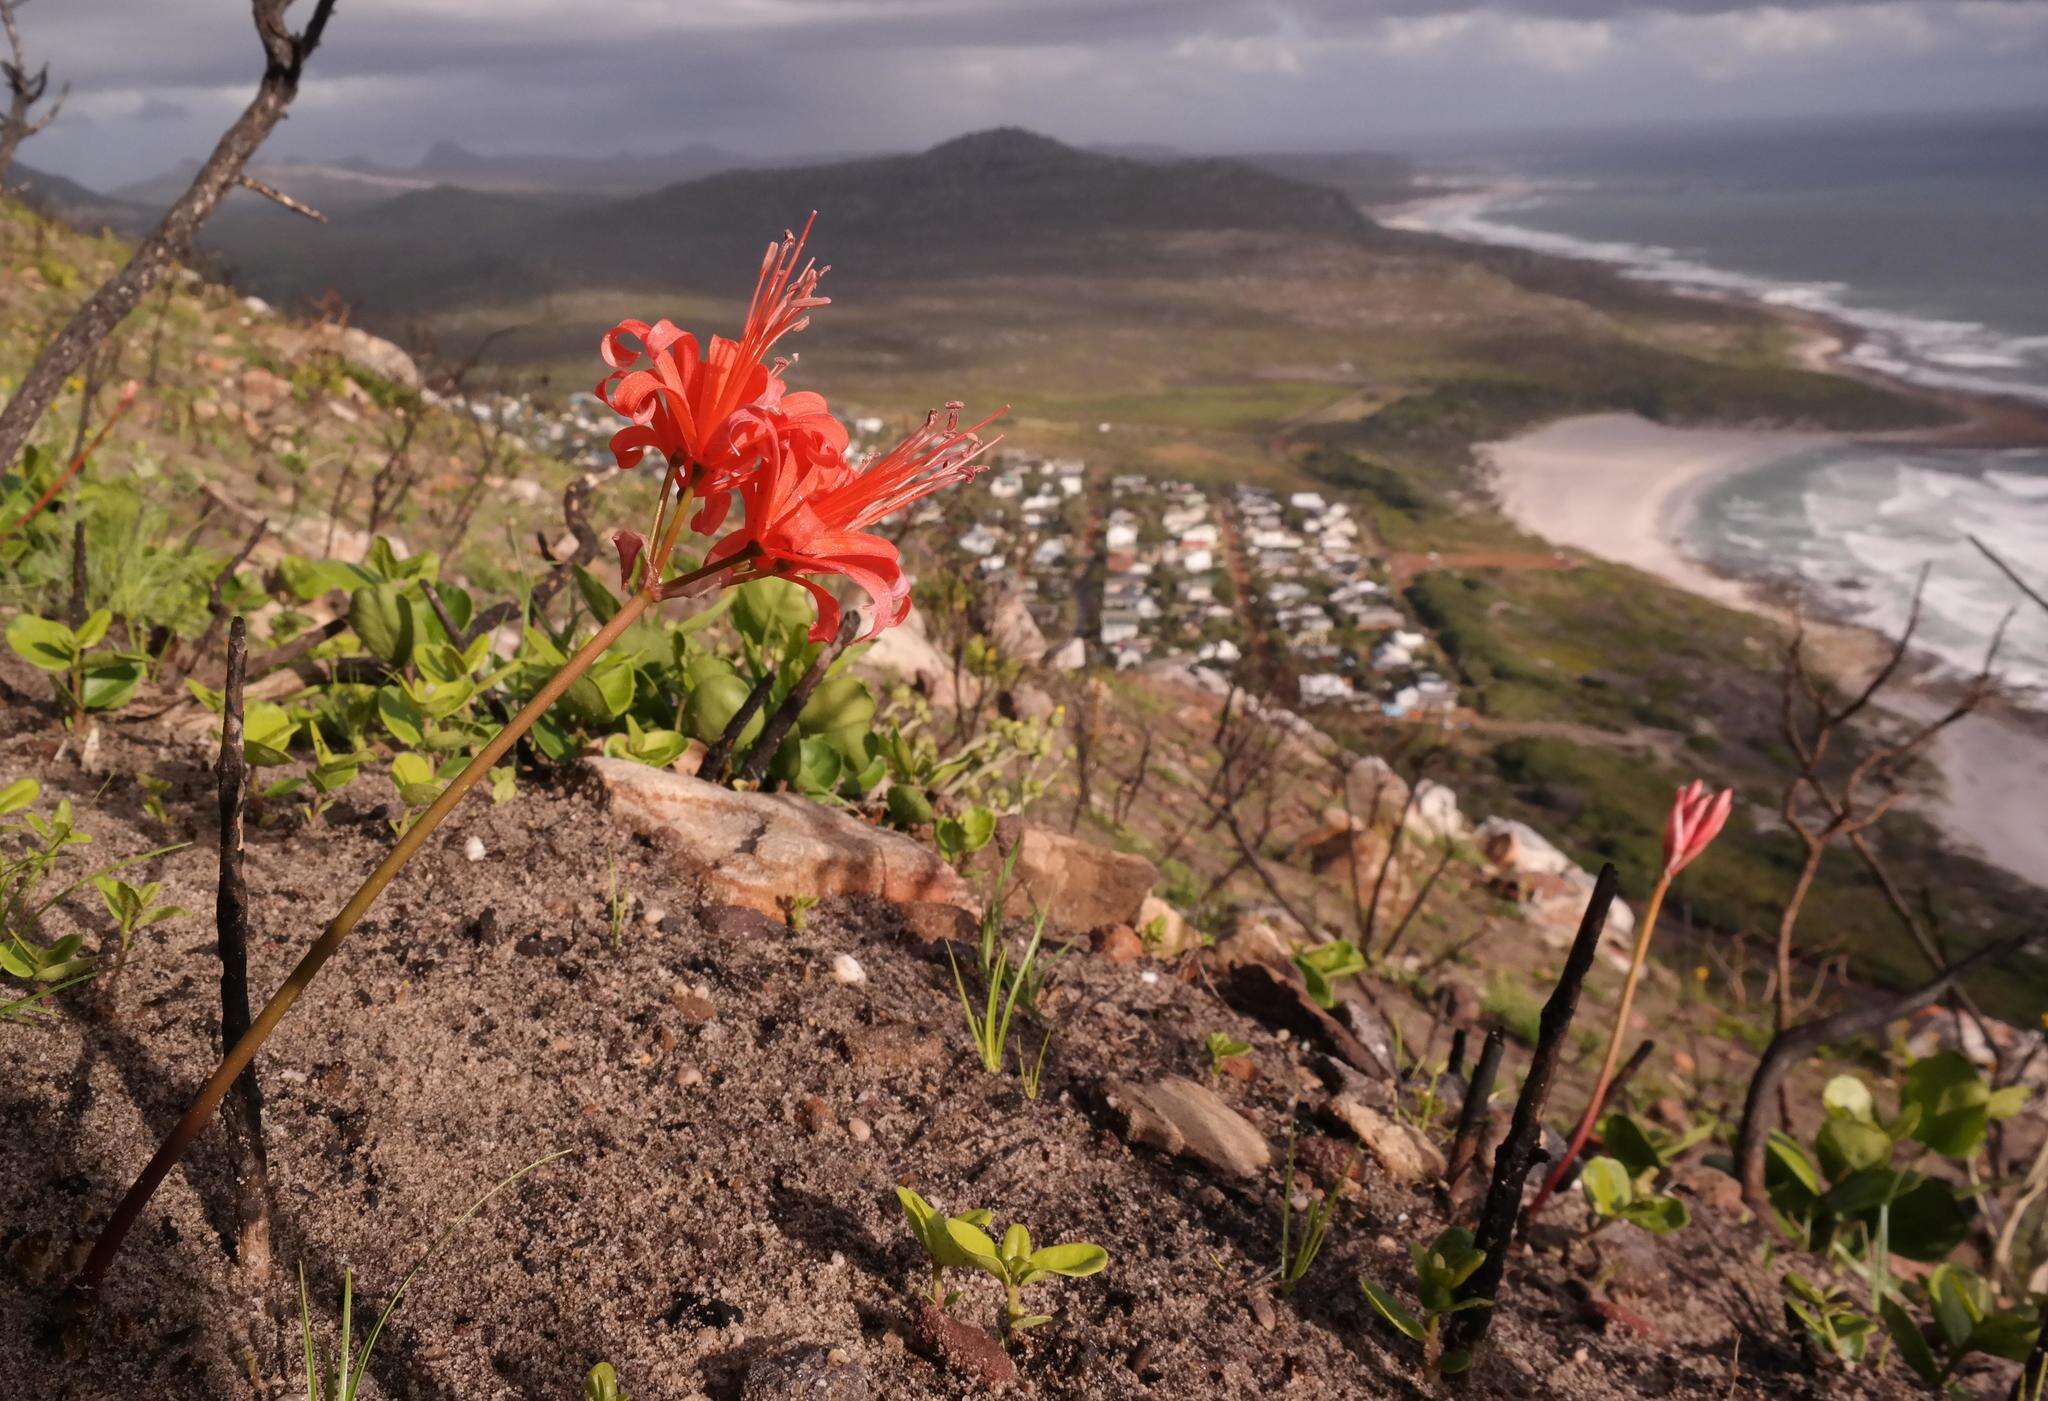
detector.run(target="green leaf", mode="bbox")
[349,581,416,668]
[1359,1278,1426,1342]
[1001,1223,1031,1264]
[732,577,814,646]
[0,777,39,816]
[1888,1177,1973,1262]
[575,566,622,625]
[941,1217,1004,1277]
[375,686,427,747]
[1823,1075,1876,1123]
[1024,1242,1107,1278]
[956,806,996,854]
[1580,1156,1634,1218]
[241,702,299,766]
[78,656,145,712]
[6,614,76,672]
[1901,1052,1999,1159]
[278,555,369,600]
[1619,1194,1690,1235]
[1598,1114,1663,1180]
[583,1361,627,1401]
[798,675,874,737]
[72,609,111,650]
[1816,1114,1894,1180]
[885,783,935,829]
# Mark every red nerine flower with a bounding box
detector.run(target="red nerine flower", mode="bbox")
[709,404,1003,641]
[1662,779,1734,876]
[595,218,840,531]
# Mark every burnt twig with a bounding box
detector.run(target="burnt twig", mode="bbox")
[1445,1025,1506,1193]
[737,608,862,788]
[1734,932,2034,1215]
[216,618,272,1285]
[1446,863,1617,1360]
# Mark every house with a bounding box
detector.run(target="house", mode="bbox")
[1180,522,1220,549]
[1299,672,1352,703]
[1198,639,1242,663]
[1105,522,1138,550]
[1101,611,1141,645]
[1288,491,1328,513]
[960,526,1001,557]
[1372,640,1413,671]
[1181,548,1214,573]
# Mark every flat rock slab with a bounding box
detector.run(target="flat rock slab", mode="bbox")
[980,817,1157,931]
[586,758,972,917]
[1110,1075,1272,1178]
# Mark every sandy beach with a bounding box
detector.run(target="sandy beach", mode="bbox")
[1481,412,2048,886]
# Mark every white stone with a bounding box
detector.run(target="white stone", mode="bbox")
[464,836,487,862]
[831,953,867,986]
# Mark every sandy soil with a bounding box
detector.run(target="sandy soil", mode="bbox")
[1480,412,2048,887]
[0,711,1903,1399]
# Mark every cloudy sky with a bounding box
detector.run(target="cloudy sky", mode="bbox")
[20,0,2048,189]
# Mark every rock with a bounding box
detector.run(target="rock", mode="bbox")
[1668,1162,1747,1218]
[238,366,292,414]
[907,1301,1015,1387]
[848,1117,873,1144]
[1298,821,1415,913]
[977,818,1155,931]
[1135,895,1200,956]
[855,606,959,707]
[1476,817,1636,942]
[1248,1292,1277,1332]
[846,1024,945,1076]
[463,835,487,862]
[1334,999,1401,1078]
[830,953,867,986]
[1006,684,1057,722]
[988,590,1047,663]
[312,322,422,390]
[1345,757,1409,829]
[702,904,786,940]
[1211,909,1306,971]
[896,901,978,945]
[241,295,273,316]
[745,1343,868,1400]
[1046,637,1087,671]
[1331,1097,1443,1184]
[670,987,717,1024]
[1407,779,1468,843]
[1109,1075,1271,1178]
[587,759,972,917]
[1094,924,1145,964]
[797,1095,836,1136]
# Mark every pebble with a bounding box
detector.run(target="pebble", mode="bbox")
[1249,1292,1277,1332]
[463,836,487,862]
[642,904,667,928]
[675,1066,704,1089]
[798,1095,836,1135]
[848,1117,872,1144]
[830,953,867,986]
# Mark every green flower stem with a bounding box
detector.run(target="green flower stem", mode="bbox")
[75,559,728,1301]
[1528,869,1673,1217]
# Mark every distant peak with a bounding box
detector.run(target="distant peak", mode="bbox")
[923,127,1078,165]
[417,140,482,169]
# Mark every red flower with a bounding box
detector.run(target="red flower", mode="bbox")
[595,218,838,531]
[708,404,1002,640]
[1662,779,1733,876]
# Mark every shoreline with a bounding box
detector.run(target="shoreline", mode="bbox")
[1480,411,2048,885]
[1386,179,2048,884]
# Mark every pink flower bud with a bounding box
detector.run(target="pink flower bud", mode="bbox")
[611,529,646,591]
[1662,779,1733,876]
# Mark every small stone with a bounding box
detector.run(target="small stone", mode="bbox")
[798,1095,836,1135]
[831,953,867,986]
[463,836,487,862]
[898,901,977,945]
[1331,1097,1443,1185]
[1094,924,1145,964]
[1110,1076,1272,1178]
[642,904,667,928]
[743,1342,868,1400]
[671,986,717,1023]
[848,1117,873,1143]
[907,1301,1015,1387]
[676,1066,704,1089]
[1248,1292,1277,1332]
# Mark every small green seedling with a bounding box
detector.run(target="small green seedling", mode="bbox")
[1579,1155,1690,1236]
[1782,1271,1876,1369]
[1204,1031,1251,1082]
[1359,1226,1492,1375]
[1883,1262,2041,1396]
[1292,939,1366,1009]
[584,1362,630,1400]
[1276,1126,1354,1296]
[934,805,996,867]
[949,912,1048,1076]
[138,774,172,826]
[5,609,148,724]
[945,1214,1109,1338]
[93,875,187,964]
[896,1186,995,1307]
[782,893,820,932]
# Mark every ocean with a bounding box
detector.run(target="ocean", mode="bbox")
[1385,111,2048,691]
